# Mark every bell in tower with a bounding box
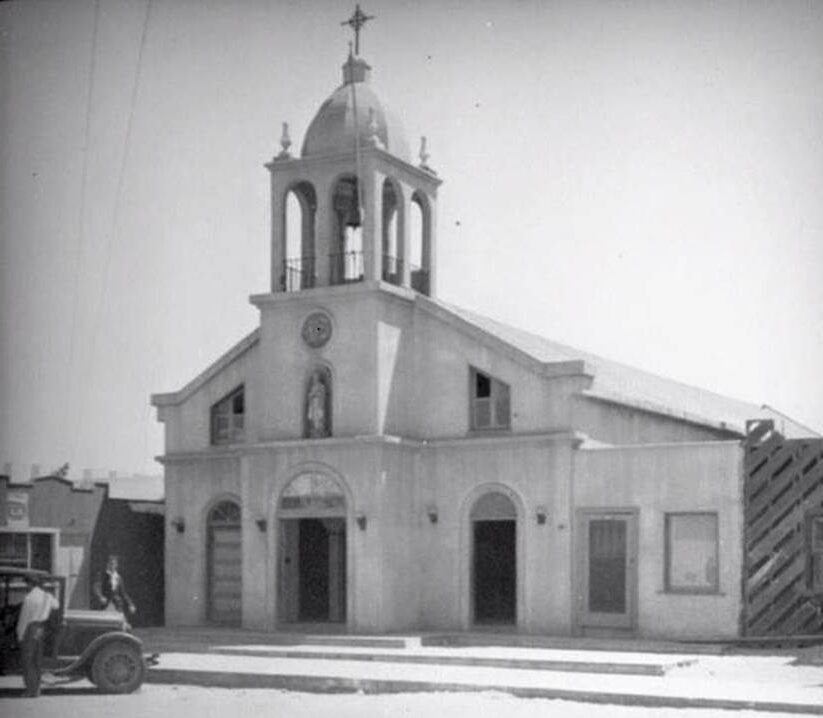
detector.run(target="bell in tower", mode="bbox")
[332,176,364,283]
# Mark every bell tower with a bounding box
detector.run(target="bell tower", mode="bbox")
[265,9,441,297]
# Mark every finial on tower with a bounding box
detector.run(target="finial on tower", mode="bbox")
[366,108,384,149]
[418,136,435,174]
[276,122,292,160]
[341,4,374,56]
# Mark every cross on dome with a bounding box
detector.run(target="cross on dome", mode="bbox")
[341,4,374,55]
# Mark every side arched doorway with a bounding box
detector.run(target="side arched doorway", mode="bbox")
[206,499,242,625]
[470,491,518,625]
[277,472,347,625]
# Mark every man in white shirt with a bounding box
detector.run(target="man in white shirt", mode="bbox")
[16,575,59,698]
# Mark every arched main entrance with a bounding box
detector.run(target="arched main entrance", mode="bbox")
[277,472,347,625]
[206,499,242,625]
[470,491,517,625]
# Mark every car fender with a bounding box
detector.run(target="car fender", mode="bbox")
[51,632,143,676]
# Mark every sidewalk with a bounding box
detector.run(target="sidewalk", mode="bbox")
[136,628,823,714]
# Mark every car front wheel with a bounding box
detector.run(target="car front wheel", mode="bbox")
[91,641,145,694]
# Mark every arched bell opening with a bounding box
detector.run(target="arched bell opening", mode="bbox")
[410,190,431,295]
[282,181,317,291]
[381,178,404,286]
[330,175,364,285]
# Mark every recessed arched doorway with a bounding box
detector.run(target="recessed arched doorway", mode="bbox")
[470,491,518,625]
[206,499,242,625]
[277,472,347,625]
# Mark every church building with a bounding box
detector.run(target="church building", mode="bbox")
[151,16,812,639]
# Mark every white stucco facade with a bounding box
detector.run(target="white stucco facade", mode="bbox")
[151,44,777,640]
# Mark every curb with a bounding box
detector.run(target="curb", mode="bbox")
[147,668,823,714]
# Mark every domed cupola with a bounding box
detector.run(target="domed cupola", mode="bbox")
[265,6,442,300]
[301,54,410,161]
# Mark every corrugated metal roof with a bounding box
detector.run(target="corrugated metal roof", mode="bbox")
[440,301,818,439]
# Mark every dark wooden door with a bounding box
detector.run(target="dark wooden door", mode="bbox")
[578,510,637,630]
[207,502,241,625]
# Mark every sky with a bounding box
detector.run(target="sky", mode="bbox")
[1,0,822,479]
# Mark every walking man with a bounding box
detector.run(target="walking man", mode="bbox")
[93,555,136,616]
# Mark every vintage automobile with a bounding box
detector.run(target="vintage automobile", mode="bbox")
[0,565,157,693]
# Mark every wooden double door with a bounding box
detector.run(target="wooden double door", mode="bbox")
[278,517,346,624]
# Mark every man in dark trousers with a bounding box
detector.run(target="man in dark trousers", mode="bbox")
[93,555,136,617]
[16,574,59,697]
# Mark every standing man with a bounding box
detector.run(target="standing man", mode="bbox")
[93,555,136,617]
[16,574,59,698]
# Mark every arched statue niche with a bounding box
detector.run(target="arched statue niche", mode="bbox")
[304,367,332,439]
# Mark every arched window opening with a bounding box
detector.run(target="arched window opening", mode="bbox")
[331,176,363,285]
[207,499,242,625]
[381,180,401,285]
[304,366,332,439]
[410,191,429,295]
[283,182,317,291]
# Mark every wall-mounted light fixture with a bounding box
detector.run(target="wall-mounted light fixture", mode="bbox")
[426,504,438,524]
[171,517,185,534]
[356,512,367,531]
[536,507,547,526]
[255,517,268,532]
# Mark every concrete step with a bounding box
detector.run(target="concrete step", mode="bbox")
[146,651,823,715]
[210,645,684,676]
[423,632,726,654]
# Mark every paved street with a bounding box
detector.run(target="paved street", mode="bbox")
[0,683,812,718]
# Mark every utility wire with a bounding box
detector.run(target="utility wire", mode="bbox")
[348,48,365,278]
[67,0,101,463]
[75,0,154,464]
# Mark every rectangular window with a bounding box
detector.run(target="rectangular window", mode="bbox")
[470,368,511,430]
[665,513,719,593]
[807,514,823,593]
[0,531,54,571]
[211,386,245,445]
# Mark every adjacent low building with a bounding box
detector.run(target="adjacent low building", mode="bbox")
[0,472,165,627]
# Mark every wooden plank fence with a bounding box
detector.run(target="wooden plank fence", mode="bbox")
[744,419,823,636]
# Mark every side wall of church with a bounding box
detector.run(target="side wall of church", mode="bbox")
[574,441,743,638]
[573,396,736,445]
[410,306,583,438]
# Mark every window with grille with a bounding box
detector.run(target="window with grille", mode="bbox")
[665,513,719,593]
[807,514,823,593]
[470,368,510,431]
[211,386,245,445]
[0,531,54,571]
